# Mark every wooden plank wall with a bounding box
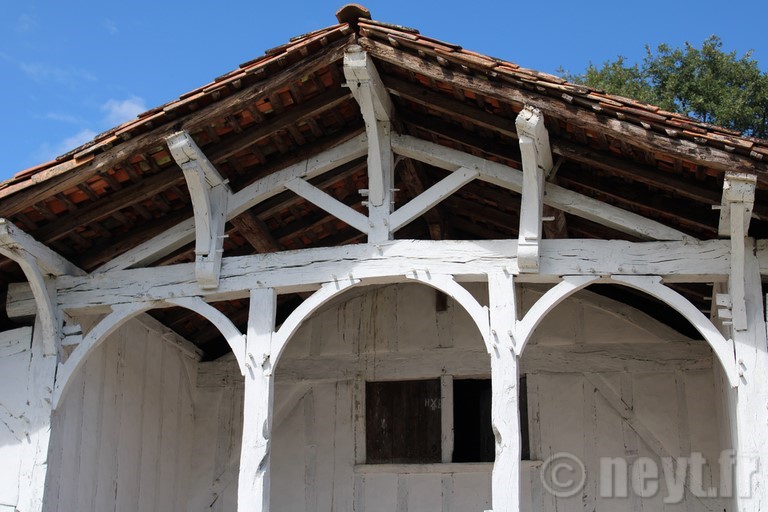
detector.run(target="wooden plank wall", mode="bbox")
[43,318,196,512]
[190,282,725,511]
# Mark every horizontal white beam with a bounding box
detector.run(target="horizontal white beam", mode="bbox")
[392,134,689,242]
[284,178,369,234]
[41,239,731,314]
[96,133,368,273]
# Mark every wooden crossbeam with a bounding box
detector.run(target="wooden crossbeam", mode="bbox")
[96,133,367,273]
[284,178,370,234]
[392,133,689,242]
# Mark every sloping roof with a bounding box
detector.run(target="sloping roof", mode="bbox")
[1,6,766,355]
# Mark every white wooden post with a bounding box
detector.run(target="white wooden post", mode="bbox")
[15,316,57,512]
[238,288,277,511]
[731,240,768,510]
[344,45,395,242]
[488,271,521,512]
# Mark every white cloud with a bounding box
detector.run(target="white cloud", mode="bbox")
[20,62,97,87]
[101,96,147,126]
[44,112,82,124]
[16,14,38,33]
[103,19,119,35]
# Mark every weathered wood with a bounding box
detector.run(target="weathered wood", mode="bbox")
[344,46,395,242]
[392,134,690,241]
[284,178,370,234]
[488,272,520,512]
[516,106,552,272]
[167,131,230,289]
[41,238,731,316]
[389,167,477,233]
[96,132,367,272]
[731,240,768,509]
[362,36,768,175]
[399,159,445,239]
[238,288,277,512]
[230,210,282,253]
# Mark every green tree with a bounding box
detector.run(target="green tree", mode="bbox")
[563,36,768,139]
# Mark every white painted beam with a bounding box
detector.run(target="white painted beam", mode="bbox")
[488,271,521,512]
[167,131,230,289]
[389,167,478,233]
[392,133,689,242]
[344,45,395,241]
[515,106,553,272]
[718,172,756,237]
[0,219,84,355]
[238,288,277,512]
[718,173,756,332]
[96,133,367,273]
[284,178,370,234]
[43,239,733,315]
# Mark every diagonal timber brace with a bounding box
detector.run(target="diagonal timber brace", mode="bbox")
[515,106,553,272]
[167,131,230,289]
[718,172,757,331]
[344,45,395,242]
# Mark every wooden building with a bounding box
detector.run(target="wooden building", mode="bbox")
[1,4,767,511]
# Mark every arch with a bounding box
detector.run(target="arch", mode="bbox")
[270,272,491,370]
[272,278,362,366]
[52,297,248,409]
[514,275,739,387]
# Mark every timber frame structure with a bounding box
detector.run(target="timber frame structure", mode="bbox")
[2,4,768,511]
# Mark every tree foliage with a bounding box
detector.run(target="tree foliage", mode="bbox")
[563,36,768,139]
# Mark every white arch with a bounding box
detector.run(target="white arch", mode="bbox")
[165,297,247,373]
[53,302,149,408]
[270,272,491,369]
[514,274,739,387]
[272,278,363,366]
[53,297,248,409]
[612,275,738,387]
[406,272,491,353]
[515,275,599,355]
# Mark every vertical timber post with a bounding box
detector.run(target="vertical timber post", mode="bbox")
[238,288,277,512]
[731,240,768,510]
[488,271,521,512]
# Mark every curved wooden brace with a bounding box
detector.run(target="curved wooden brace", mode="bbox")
[612,275,739,387]
[272,278,362,367]
[0,252,58,355]
[515,275,600,356]
[165,296,247,375]
[407,271,491,353]
[53,296,249,409]
[53,302,149,409]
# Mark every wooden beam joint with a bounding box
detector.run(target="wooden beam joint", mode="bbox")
[516,106,553,272]
[167,131,231,290]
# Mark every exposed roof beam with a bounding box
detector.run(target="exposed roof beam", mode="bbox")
[392,133,689,242]
[718,172,756,238]
[515,106,552,272]
[284,178,370,234]
[168,131,230,289]
[399,159,445,239]
[96,132,367,272]
[363,37,767,175]
[344,45,395,241]
[230,211,282,253]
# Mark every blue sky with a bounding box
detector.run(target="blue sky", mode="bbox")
[1,0,766,181]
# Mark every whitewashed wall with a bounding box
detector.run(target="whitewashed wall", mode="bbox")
[0,326,34,512]
[43,317,197,512]
[190,282,725,512]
